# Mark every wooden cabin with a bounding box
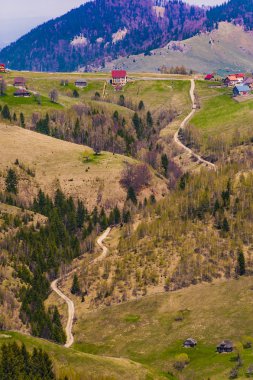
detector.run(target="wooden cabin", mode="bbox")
[14,77,26,87]
[75,79,88,88]
[14,89,31,97]
[183,338,197,348]
[217,340,233,353]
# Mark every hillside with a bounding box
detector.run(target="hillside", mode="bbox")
[106,22,253,73]
[0,124,167,210]
[0,331,157,380]
[0,0,206,71]
[72,276,253,379]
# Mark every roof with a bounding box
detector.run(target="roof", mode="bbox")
[234,85,250,92]
[205,74,214,79]
[227,75,237,81]
[14,89,30,94]
[0,63,5,66]
[112,70,127,78]
[217,340,233,348]
[235,73,245,78]
[243,77,253,84]
[184,338,197,344]
[75,79,87,82]
[14,77,26,82]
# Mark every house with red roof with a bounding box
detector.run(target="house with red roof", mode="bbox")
[111,70,127,87]
[205,74,214,81]
[0,64,5,73]
[224,73,245,87]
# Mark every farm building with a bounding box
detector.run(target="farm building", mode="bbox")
[75,79,88,88]
[14,77,26,87]
[243,77,253,89]
[111,70,127,87]
[224,73,245,87]
[0,64,5,73]
[14,89,31,97]
[183,338,197,348]
[205,74,214,81]
[233,85,251,97]
[217,340,234,353]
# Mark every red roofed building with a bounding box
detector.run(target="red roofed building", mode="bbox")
[205,74,214,81]
[224,73,245,87]
[0,64,5,73]
[111,70,127,86]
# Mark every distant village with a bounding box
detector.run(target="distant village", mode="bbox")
[205,72,253,99]
[0,64,128,99]
[1,61,253,102]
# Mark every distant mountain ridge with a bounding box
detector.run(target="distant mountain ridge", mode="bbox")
[0,0,253,72]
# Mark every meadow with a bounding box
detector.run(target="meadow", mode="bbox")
[73,277,253,379]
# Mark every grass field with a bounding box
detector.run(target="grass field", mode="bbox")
[0,124,167,210]
[0,71,191,122]
[191,81,253,143]
[0,331,157,380]
[71,277,253,379]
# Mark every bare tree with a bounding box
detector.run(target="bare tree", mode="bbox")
[49,89,59,103]
[120,163,151,193]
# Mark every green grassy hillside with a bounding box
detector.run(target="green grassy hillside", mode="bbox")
[72,277,253,379]
[0,331,157,380]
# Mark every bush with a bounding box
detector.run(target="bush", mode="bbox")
[173,353,190,371]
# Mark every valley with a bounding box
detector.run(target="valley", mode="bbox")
[1,68,253,380]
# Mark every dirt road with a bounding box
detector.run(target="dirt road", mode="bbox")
[51,227,111,348]
[174,79,216,170]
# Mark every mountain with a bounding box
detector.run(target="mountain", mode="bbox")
[0,0,206,71]
[105,22,253,73]
[0,0,253,72]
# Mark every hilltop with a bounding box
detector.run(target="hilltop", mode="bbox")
[107,22,253,73]
[1,0,253,72]
[0,0,206,71]
[0,124,166,210]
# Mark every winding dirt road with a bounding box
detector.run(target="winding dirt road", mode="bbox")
[51,227,111,348]
[174,79,216,170]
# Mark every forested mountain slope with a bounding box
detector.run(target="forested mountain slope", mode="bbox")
[0,0,206,71]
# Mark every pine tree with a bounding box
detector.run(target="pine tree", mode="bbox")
[71,274,81,295]
[127,186,137,205]
[237,250,246,276]
[20,112,25,128]
[161,153,169,175]
[146,111,153,128]
[5,168,18,194]
[1,104,11,120]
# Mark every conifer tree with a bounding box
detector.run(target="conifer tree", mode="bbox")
[5,168,18,194]
[237,250,246,276]
[71,274,81,295]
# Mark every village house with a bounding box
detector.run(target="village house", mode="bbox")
[183,338,197,348]
[14,88,31,97]
[233,84,251,97]
[75,79,88,88]
[217,340,234,353]
[0,64,6,73]
[205,74,214,81]
[242,77,253,89]
[14,77,26,88]
[111,70,127,87]
[224,73,245,87]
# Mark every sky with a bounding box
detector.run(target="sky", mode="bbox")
[0,0,223,49]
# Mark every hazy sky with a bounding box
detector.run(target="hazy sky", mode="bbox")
[0,0,223,48]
